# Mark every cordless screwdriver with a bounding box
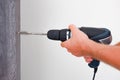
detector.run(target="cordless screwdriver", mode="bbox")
[19,27,112,80]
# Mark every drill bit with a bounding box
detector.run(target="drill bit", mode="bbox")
[18,31,47,36]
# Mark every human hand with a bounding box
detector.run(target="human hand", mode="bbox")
[61,24,91,57]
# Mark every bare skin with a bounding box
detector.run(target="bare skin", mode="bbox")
[61,24,120,70]
[84,42,120,63]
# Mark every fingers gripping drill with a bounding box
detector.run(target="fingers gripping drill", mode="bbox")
[19,27,112,80]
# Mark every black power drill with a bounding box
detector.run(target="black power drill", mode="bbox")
[47,27,112,80]
[19,27,112,80]
[47,27,112,68]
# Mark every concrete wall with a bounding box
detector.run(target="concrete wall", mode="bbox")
[0,0,20,80]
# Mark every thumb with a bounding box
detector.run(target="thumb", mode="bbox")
[69,24,78,33]
[69,24,81,37]
[69,24,88,39]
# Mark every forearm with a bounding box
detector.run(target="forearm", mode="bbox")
[88,40,120,70]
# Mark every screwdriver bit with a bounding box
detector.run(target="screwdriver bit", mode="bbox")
[18,31,47,35]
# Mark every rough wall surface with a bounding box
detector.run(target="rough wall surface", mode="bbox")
[0,0,20,80]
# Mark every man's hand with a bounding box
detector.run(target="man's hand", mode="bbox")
[61,24,91,57]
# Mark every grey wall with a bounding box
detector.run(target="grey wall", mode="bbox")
[0,0,20,80]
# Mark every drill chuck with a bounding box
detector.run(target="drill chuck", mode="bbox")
[47,29,70,41]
